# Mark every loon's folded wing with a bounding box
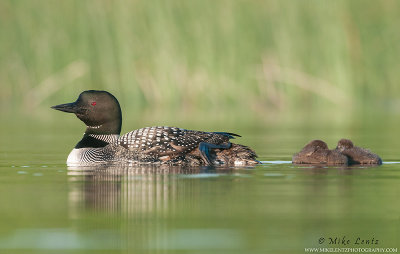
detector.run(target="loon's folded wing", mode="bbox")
[117,126,234,160]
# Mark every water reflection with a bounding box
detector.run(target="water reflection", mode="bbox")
[66,162,383,220]
[61,162,395,252]
[68,165,212,215]
[66,165,245,251]
[0,161,396,252]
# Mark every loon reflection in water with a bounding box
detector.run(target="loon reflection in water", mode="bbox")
[67,164,235,214]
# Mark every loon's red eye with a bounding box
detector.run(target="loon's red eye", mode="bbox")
[91,102,96,106]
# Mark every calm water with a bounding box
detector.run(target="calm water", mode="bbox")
[0,119,399,253]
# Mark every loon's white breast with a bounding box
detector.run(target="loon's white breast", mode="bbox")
[67,148,90,165]
[67,147,111,166]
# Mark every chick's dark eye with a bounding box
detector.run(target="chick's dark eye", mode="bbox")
[91,102,96,106]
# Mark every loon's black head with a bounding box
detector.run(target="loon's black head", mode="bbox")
[52,90,122,135]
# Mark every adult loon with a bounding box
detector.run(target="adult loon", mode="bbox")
[52,90,258,166]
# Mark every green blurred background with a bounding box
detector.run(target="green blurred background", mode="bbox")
[1,0,400,126]
[1,3,399,253]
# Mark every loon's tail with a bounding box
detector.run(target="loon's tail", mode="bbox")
[213,132,242,139]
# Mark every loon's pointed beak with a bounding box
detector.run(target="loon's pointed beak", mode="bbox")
[51,102,77,113]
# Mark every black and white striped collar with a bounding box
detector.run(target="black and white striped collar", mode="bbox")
[74,134,119,148]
